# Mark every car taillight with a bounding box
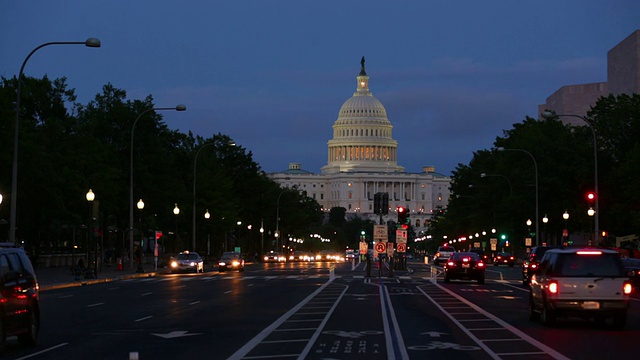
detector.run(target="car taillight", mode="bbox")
[530,263,538,269]
[446,261,455,267]
[509,256,514,260]
[477,262,485,268]
[623,281,633,295]
[548,280,559,294]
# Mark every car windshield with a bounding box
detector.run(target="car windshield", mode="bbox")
[176,253,199,260]
[552,253,625,277]
[221,253,240,260]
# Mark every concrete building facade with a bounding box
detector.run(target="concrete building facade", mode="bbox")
[539,30,640,125]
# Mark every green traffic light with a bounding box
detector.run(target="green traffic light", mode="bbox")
[500,234,507,240]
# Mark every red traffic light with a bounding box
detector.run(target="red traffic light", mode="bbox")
[397,206,405,213]
[586,192,596,201]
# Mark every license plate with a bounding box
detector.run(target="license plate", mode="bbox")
[583,301,600,310]
[462,264,470,268]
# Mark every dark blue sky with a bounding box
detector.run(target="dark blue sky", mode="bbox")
[2,1,639,176]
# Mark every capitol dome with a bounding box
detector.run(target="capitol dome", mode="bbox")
[321,57,403,174]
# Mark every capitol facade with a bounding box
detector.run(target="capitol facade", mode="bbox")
[268,58,451,230]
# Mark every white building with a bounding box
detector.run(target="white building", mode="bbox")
[268,58,451,229]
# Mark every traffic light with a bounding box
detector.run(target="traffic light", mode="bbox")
[382,193,389,215]
[397,206,409,229]
[373,193,381,215]
[586,191,596,206]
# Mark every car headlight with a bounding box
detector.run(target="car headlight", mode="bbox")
[171,261,178,268]
[232,260,240,267]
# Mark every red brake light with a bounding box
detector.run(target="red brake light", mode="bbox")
[530,263,538,269]
[548,280,559,294]
[576,250,602,255]
[462,257,469,262]
[446,261,455,267]
[477,261,485,268]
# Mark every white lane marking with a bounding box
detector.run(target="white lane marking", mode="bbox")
[14,343,69,360]
[189,301,201,305]
[380,284,409,360]
[135,316,153,322]
[87,302,104,307]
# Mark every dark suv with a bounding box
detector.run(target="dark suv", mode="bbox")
[0,246,40,351]
[522,246,557,285]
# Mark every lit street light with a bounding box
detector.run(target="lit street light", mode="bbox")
[10,38,101,245]
[497,147,539,246]
[136,199,145,273]
[541,110,599,245]
[173,203,180,252]
[86,189,96,278]
[129,105,186,269]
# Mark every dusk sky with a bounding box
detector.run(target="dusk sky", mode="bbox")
[2,1,639,176]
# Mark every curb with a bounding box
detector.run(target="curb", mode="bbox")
[39,271,158,292]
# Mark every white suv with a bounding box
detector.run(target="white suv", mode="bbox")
[433,245,454,266]
[529,248,632,328]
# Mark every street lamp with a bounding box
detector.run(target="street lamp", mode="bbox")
[480,173,513,197]
[173,203,180,252]
[541,111,599,245]
[86,189,96,278]
[497,147,539,246]
[192,140,235,253]
[10,38,101,245]
[136,199,145,272]
[260,219,264,259]
[129,105,186,269]
[204,209,211,256]
[275,190,286,251]
[563,211,570,245]
[542,214,548,245]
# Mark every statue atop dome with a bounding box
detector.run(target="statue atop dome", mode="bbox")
[359,56,366,76]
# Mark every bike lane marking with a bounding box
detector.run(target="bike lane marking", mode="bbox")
[379,282,409,360]
[418,280,570,360]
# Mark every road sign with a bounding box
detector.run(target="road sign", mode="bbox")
[397,243,406,253]
[374,225,388,242]
[396,229,407,244]
[374,241,386,253]
[387,242,394,257]
[359,241,368,254]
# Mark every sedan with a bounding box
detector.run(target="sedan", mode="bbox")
[493,252,515,267]
[170,251,204,273]
[218,252,245,272]
[264,251,286,263]
[443,252,486,284]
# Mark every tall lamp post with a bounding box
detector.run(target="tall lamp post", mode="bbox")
[204,209,211,256]
[173,204,180,252]
[136,199,145,272]
[275,190,286,251]
[10,38,101,245]
[129,105,186,269]
[86,189,96,278]
[497,147,539,246]
[192,140,235,252]
[541,111,599,245]
[563,211,570,245]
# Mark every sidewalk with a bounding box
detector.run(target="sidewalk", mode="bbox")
[35,264,161,291]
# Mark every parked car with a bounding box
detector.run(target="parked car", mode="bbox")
[522,246,558,285]
[443,252,486,284]
[529,248,632,327]
[493,252,515,267]
[218,252,245,272]
[0,246,40,351]
[433,245,454,266]
[170,251,204,273]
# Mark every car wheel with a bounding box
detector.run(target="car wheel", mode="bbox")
[477,277,485,285]
[612,313,627,329]
[17,308,39,346]
[541,302,556,326]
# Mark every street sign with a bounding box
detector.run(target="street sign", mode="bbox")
[387,242,394,257]
[374,225,388,242]
[375,241,386,253]
[396,229,407,244]
[397,243,406,253]
[359,241,368,254]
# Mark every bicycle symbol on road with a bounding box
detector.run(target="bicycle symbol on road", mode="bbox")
[408,341,480,351]
[323,330,384,338]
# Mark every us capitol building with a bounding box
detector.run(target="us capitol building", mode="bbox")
[268,58,451,230]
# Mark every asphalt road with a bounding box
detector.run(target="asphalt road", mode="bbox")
[3,259,639,359]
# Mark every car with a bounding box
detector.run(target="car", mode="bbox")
[443,251,486,284]
[621,257,640,291]
[0,246,40,350]
[469,248,491,263]
[522,246,558,285]
[493,252,515,267]
[528,248,632,328]
[218,252,245,272]
[264,251,286,263]
[170,251,204,273]
[433,245,454,266]
[315,251,344,262]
